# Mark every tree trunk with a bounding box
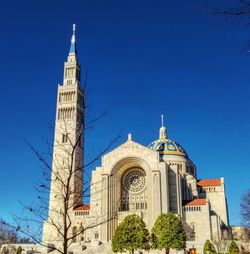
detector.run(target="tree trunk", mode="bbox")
[165,248,170,254]
[63,241,67,254]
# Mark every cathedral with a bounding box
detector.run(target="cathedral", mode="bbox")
[41,26,230,253]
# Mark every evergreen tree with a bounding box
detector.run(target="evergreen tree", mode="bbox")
[203,239,215,254]
[228,240,239,254]
[152,212,186,254]
[112,214,150,254]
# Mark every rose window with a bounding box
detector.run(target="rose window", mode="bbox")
[122,168,145,193]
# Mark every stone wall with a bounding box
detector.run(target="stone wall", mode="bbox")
[183,201,211,252]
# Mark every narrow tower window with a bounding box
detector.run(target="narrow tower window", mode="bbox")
[62,133,69,143]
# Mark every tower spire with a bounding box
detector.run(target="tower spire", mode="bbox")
[159,114,167,139]
[69,24,76,55]
[64,24,80,86]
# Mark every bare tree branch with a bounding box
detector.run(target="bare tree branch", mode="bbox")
[10,114,120,254]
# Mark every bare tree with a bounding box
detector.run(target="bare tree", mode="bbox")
[0,219,18,246]
[6,115,120,254]
[240,189,250,238]
[208,1,250,18]
[2,22,120,254]
[206,0,250,52]
[0,219,32,249]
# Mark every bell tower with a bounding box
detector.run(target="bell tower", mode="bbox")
[43,24,85,244]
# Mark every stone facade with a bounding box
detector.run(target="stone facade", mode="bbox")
[42,26,230,253]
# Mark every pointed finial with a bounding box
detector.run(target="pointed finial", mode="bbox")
[69,24,76,54]
[128,133,132,142]
[161,114,164,127]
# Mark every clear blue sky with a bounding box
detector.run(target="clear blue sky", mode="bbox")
[0,0,249,226]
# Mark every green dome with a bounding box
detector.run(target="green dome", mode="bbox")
[148,138,188,158]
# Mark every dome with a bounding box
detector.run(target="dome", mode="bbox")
[149,115,188,158]
[148,138,188,158]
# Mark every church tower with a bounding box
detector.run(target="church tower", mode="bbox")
[43,24,85,244]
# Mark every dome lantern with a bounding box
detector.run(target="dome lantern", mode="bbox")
[159,114,167,139]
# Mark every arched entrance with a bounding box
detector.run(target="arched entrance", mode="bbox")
[103,157,151,241]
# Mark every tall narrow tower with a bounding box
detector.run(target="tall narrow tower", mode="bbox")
[43,25,85,244]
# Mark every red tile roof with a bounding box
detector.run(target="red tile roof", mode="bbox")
[74,204,90,211]
[197,179,221,187]
[183,198,207,206]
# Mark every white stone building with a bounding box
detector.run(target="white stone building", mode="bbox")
[41,25,230,253]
